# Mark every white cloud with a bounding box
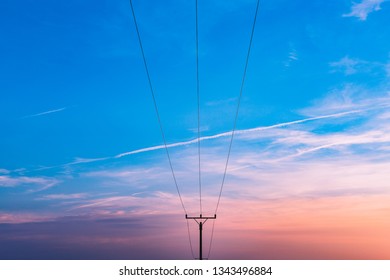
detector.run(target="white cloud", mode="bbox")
[343,0,387,21]
[5,84,388,221]
[273,126,390,161]
[83,89,390,201]
[299,83,390,116]
[330,56,365,75]
[69,157,109,165]
[34,156,111,172]
[69,192,184,216]
[36,94,382,177]
[0,169,10,174]
[71,139,390,216]
[84,167,172,190]
[0,175,60,191]
[115,109,363,159]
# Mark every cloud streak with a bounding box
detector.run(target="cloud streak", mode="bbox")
[115,109,364,158]
[0,175,60,191]
[330,56,387,76]
[3,88,390,259]
[21,107,67,119]
[38,193,88,200]
[30,107,370,173]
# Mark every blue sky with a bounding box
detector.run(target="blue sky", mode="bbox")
[1,0,390,259]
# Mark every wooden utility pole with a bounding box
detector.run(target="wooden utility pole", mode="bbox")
[185,214,216,260]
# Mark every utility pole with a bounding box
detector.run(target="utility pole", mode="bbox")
[185,214,216,260]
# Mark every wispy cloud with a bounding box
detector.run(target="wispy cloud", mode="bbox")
[115,110,363,158]
[284,48,298,68]
[343,0,387,21]
[2,86,390,260]
[330,56,386,75]
[0,212,57,224]
[299,83,390,116]
[0,169,10,175]
[386,60,390,77]
[21,107,67,119]
[31,106,371,173]
[0,175,60,191]
[330,56,367,75]
[38,193,88,200]
[18,83,389,219]
[69,191,182,216]
[274,126,390,162]
[34,156,110,172]
[69,157,109,165]
[73,87,390,211]
[83,168,172,192]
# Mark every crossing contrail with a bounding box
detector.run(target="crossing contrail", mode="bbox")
[28,108,365,173]
[115,109,363,158]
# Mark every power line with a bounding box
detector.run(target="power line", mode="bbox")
[195,0,203,215]
[214,0,260,215]
[206,218,216,259]
[186,219,196,259]
[129,0,187,214]
[129,0,260,260]
[208,0,261,258]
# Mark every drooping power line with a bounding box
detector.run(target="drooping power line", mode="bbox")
[214,0,261,215]
[195,0,203,216]
[186,219,196,259]
[129,0,261,260]
[129,0,187,214]
[208,0,261,259]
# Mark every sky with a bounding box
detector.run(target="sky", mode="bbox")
[1,0,390,260]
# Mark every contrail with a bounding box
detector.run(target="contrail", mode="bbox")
[115,109,363,158]
[21,107,67,119]
[28,108,364,173]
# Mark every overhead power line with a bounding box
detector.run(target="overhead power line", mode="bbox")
[214,0,261,215]
[129,0,260,260]
[186,219,196,259]
[129,0,187,214]
[195,0,203,216]
[208,0,261,259]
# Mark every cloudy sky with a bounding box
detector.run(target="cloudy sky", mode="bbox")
[1,0,390,259]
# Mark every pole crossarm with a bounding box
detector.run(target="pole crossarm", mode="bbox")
[185,214,216,223]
